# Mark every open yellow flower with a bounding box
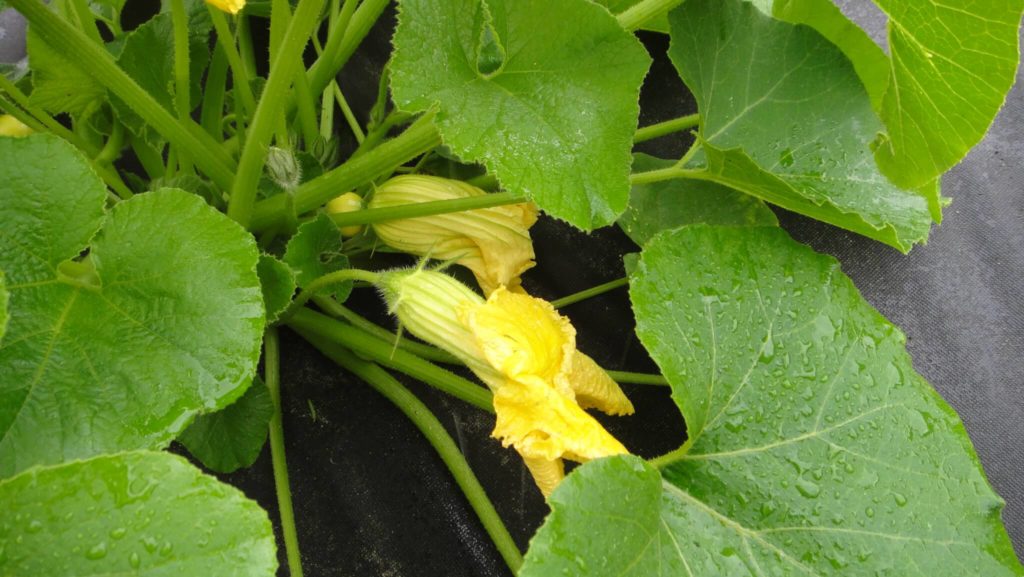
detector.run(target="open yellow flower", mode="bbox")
[380,268,633,496]
[0,115,33,138]
[205,0,245,14]
[370,175,538,295]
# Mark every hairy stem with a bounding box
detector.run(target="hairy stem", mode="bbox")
[312,295,460,364]
[634,113,699,143]
[300,334,523,573]
[288,308,494,412]
[616,0,686,31]
[264,328,305,577]
[9,0,236,189]
[551,277,629,308]
[278,269,382,322]
[250,115,443,231]
[228,0,328,227]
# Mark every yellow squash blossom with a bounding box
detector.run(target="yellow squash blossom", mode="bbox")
[380,268,633,496]
[370,175,538,295]
[325,192,365,237]
[205,0,245,14]
[0,115,33,138]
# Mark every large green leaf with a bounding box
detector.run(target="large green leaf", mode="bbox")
[869,0,1020,188]
[666,0,933,252]
[619,153,777,246]
[521,225,1022,576]
[0,136,264,476]
[0,451,277,575]
[390,0,651,229]
[178,377,273,474]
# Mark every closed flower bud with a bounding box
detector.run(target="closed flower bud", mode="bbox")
[205,0,245,14]
[369,175,538,295]
[0,115,33,138]
[378,268,633,496]
[265,146,302,191]
[325,192,365,237]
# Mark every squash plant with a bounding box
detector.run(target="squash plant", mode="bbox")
[0,0,1022,575]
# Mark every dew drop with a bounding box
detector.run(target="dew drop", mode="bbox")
[85,542,108,560]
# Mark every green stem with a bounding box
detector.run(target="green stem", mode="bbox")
[95,120,125,165]
[616,0,686,31]
[551,277,629,308]
[250,115,443,231]
[333,83,365,143]
[237,14,259,79]
[67,0,103,44]
[648,443,690,469]
[330,191,527,228]
[268,0,296,146]
[278,269,381,322]
[634,113,699,143]
[673,140,701,168]
[306,0,388,97]
[171,0,193,174]
[629,165,706,185]
[288,307,494,412]
[208,9,258,118]
[312,295,460,365]
[227,0,327,228]
[201,41,230,141]
[0,75,97,155]
[301,334,523,574]
[264,328,305,577]
[9,0,236,189]
[605,371,668,386]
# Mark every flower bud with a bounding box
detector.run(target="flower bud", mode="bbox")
[0,115,33,138]
[325,192,365,237]
[205,0,245,14]
[369,175,537,295]
[377,268,500,386]
[265,146,302,191]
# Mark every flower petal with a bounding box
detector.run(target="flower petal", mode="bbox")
[462,288,575,392]
[521,454,564,498]
[569,352,635,416]
[492,376,627,463]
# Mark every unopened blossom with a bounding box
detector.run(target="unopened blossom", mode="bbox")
[0,115,33,138]
[326,192,365,237]
[370,175,538,295]
[379,268,633,496]
[205,0,245,14]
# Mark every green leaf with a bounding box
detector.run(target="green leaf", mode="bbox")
[112,5,212,145]
[0,135,264,476]
[27,28,107,119]
[522,225,1023,576]
[257,253,297,324]
[283,213,351,303]
[390,0,651,229]
[619,153,777,246]
[178,377,274,474]
[861,0,1019,188]
[667,0,933,252]
[0,451,277,575]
